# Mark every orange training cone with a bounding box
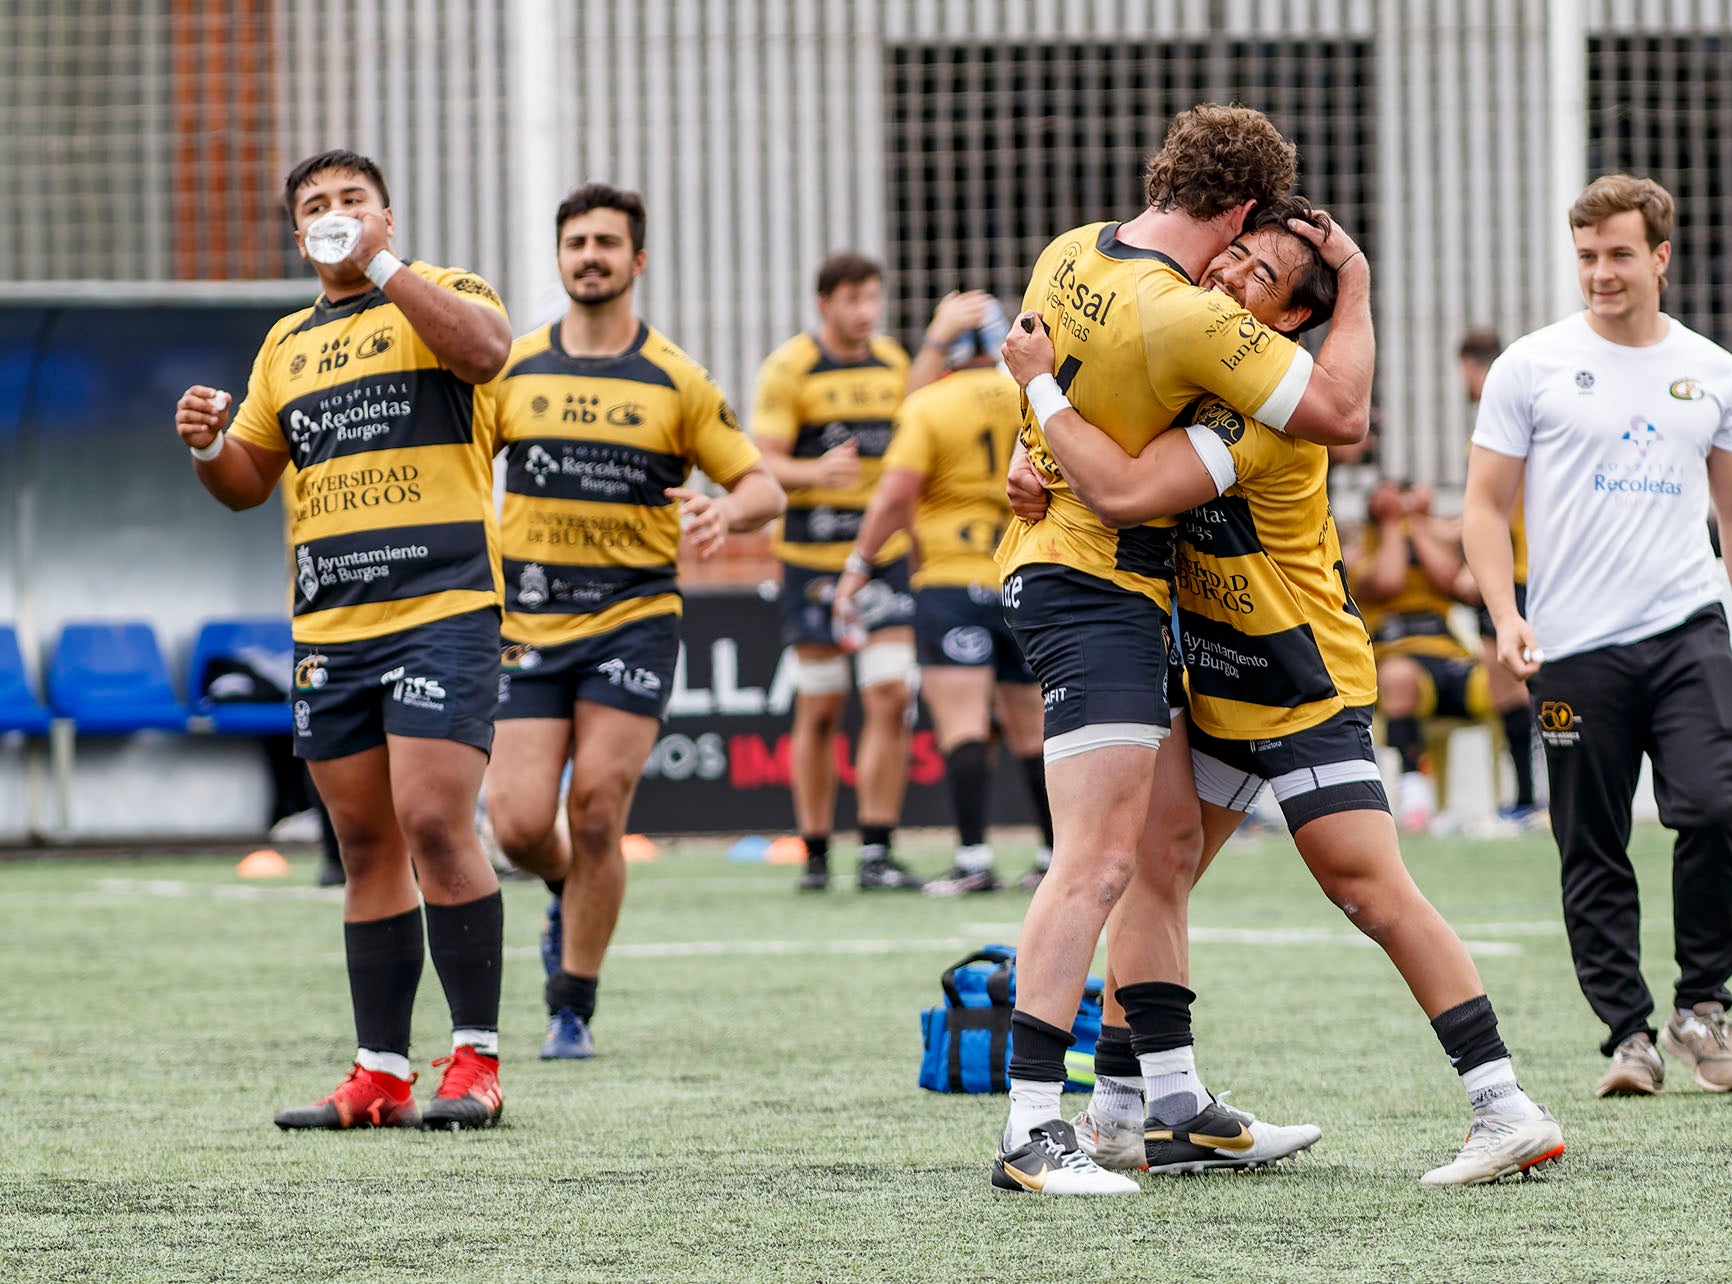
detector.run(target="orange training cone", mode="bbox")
[236,848,290,879]
[621,833,659,863]
[765,835,808,866]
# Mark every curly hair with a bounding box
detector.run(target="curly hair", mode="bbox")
[1144,104,1298,220]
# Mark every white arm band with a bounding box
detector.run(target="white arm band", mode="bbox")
[1183,426,1238,496]
[1251,346,1313,431]
[190,433,227,463]
[364,250,404,289]
[1025,373,1072,431]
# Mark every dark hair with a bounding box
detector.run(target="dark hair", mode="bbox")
[1145,104,1297,221]
[555,182,647,253]
[815,252,883,297]
[282,150,390,221]
[1241,196,1335,335]
[1457,327,1503,366]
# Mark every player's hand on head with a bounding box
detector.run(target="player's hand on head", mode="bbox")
[1006,442,1050,522]
[815,440,861,489]
[668,486,728,560]
[1001,311,1055,388]
[175,385,231,449]
[926,290,993,345]
[1286,209,1365,272]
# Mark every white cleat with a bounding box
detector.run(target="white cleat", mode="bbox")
[1143,1094,1322,1176]
[1418,1107,1565,1187]
[991,1119,1141,1195]
[1070,1108,1147,1171]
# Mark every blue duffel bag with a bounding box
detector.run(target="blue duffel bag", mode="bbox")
[918,944,1101,1093]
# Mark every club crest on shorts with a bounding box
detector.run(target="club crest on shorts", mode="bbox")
[941,626,993,664]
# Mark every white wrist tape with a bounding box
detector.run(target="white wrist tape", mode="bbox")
[1025,373,1071,431]
[190,432,226,462]
[364,250,403,289]
[844,550,873,578]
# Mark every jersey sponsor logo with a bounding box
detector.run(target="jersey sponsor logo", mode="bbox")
[293,463,423,521]
[1621,417,1665,458]
[599,656,663,699]
[289,353,308,379]
[380,667,447,710]
[606,402,646,427]
[940,625,994,664]
[296,544,319,603]
[717,400,743,432]
[524,444,560,486]
[305,540,432,593]
[516,564,550,609]
[293,699,312,735]
[293,654,329,691]
[1669,378,1705,401]
[530,395,550,416]
[1538,700,1580,746]
[1043,685,1067,708]
[1575,370,1595,392]
[1046,243,1118,324]
[1174,559,1255,614]
[522,511,650,551]
[562,393,602,423]
[1219,314,1274,373]
[1195,399,1247,446]
[317,336,352,374]
[286,381,414,451]
[1002,574,1023,611]
[500,643,542,671]
[449,276,501,303]
[356,327,394,359]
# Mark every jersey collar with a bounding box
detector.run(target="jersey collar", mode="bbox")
[548,318,650,366]
[1095,224,1193,282]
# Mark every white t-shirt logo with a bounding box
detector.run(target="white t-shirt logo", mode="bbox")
[1621,417,1664,459]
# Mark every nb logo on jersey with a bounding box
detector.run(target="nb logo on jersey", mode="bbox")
[563,394,601,424]
[318,336,351,374]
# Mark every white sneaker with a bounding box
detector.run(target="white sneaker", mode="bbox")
[1144,1093,1322,1175]
[991,1119,1140,1195]
[1070,1108,1147,1171]
[1418,1107,1565,1186]
[268,809,322,844]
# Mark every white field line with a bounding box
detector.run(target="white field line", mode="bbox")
[31,881,1547,958]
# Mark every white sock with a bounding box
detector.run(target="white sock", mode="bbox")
[355,1048,413,1081]
[955,843,994,873]
[1462,1056,1543,1120]
[1138,1045,1209,1123]
[1004,1079,1064,1149]
[1090,1074,1145,1127]
[453,1028,499,1056]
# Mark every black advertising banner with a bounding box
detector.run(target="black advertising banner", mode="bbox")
[626,588,1037,836]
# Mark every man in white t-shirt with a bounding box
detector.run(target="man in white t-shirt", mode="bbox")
[1464,174,1732,1100]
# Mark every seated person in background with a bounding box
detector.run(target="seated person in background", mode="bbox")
[1350,479,1493,831]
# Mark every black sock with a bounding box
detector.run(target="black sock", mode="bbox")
[1386,714,1424,774]
[1092,1024,1140,1079]
[1117,981,1196,1056]
[547,970,599,1022]
[424,891,503,1039]
[544,877,565,898]
[1501,706,1535,807]
[944,739,991,848]
[1007,1010,1073,1083]
[344,906,424,1058]
[801,834,830,867]
[1430,994,1509,1076]
[1019,755,1055,850]
[860,824,893,856]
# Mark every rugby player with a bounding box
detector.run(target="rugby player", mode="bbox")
[986,103,1377,1196]
[481,184,783,1059]
[832,296,1055,894]
[174,149,512,1130]
[752,260,964,890]
[1006,199,1564,1187]
[1352,479,1495,831]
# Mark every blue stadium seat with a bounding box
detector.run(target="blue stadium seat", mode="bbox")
[0,625,52,735]
[48,621,189,733]
[187,618,295,735]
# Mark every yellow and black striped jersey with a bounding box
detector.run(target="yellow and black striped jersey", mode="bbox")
[880,366,1020,590]
[227,262,508,645]
[1173,400,1376,739]
[484,321,761,646]
[996,222,1314,608]
[751,332,911,571]
[1353,526,1473,662]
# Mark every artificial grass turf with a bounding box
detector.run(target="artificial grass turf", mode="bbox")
[0,826,1717,1282]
